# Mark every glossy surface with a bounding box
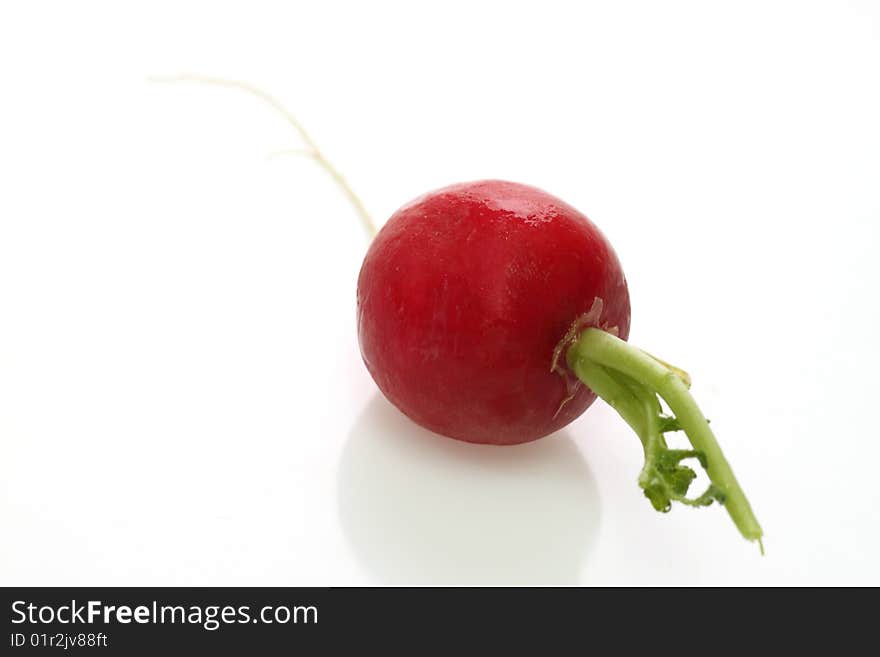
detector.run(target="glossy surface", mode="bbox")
[357,181,631,444]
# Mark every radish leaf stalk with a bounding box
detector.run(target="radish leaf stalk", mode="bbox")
[568,325,763,551]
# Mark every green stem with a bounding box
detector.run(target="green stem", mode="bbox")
[568,327,763,548]
[569,359,646,439]
[612,370,667,489]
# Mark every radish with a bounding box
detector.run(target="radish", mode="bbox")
[156,76,763,550]
[358,180,631,446]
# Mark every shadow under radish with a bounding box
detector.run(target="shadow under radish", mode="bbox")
[337,395,601,585]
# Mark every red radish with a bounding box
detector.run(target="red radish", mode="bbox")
[156,76,763,550]
[357,180,630,445]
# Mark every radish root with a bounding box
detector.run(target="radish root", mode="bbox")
[149,74,378,239]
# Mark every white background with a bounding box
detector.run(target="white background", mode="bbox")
[1,1,878,586]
